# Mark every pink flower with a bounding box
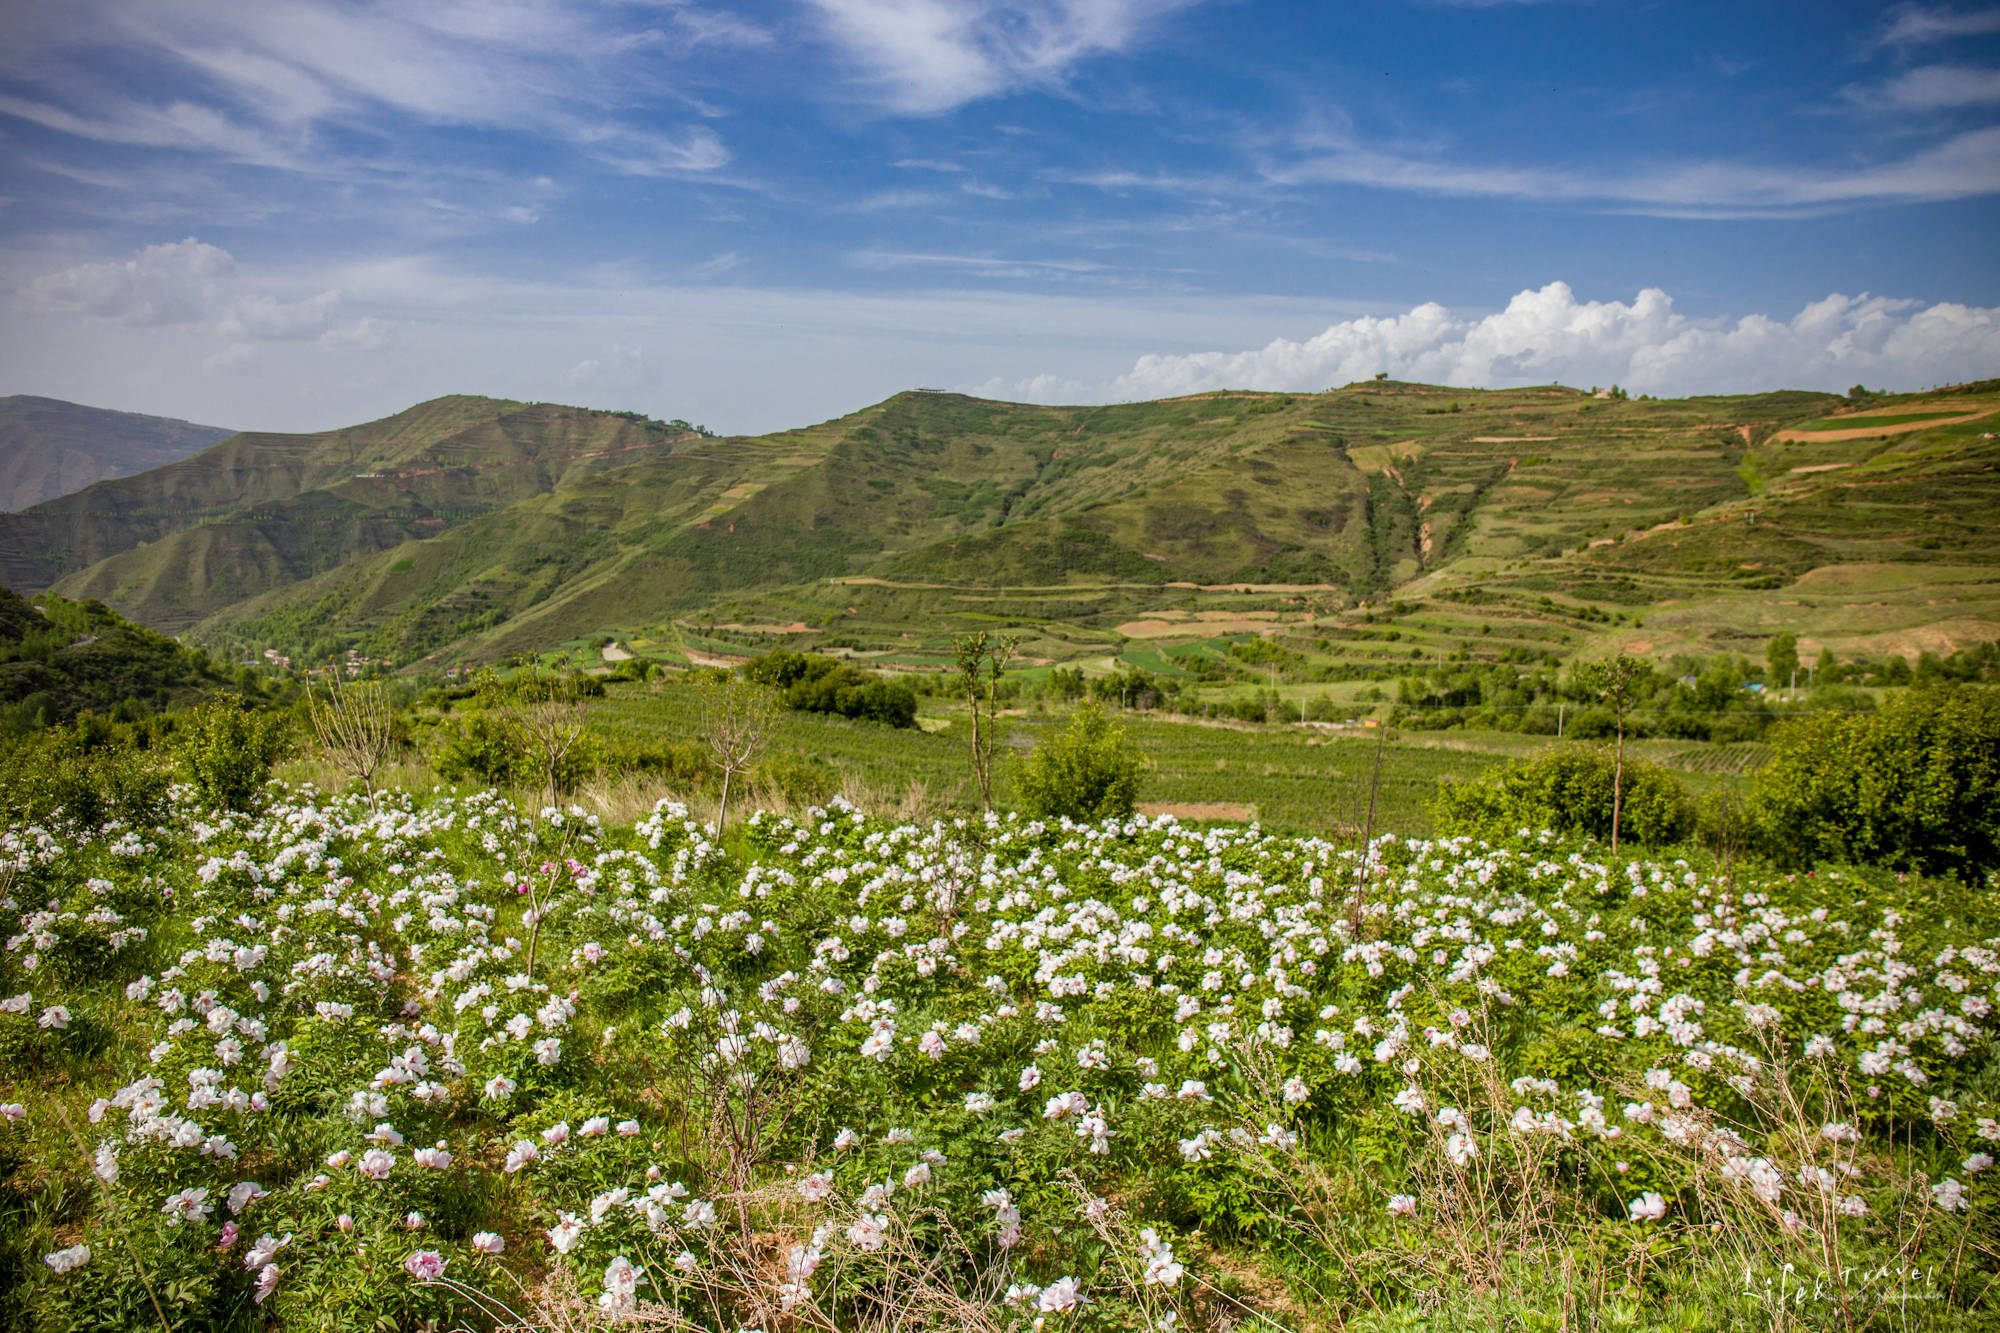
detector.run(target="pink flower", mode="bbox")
[403,1249,446,1281]
[1038,1277,1088,1312]
[472,1232,505,1255]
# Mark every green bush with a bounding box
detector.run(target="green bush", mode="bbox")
[0,714,171,826]
[1751,683,2000,877]
[433,707,528,785]
[1013,703,1144,822]
[743,652,919,727]
[172,693,293,812]
[1431,745,1695,846]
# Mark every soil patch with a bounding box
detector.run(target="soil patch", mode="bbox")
[1140,802,1254,822]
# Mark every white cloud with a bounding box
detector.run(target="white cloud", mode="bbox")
[804,0,1201,113]
[0,92,300,169]
[319,316,393,352]
[31,237,339,340]
[0,0,732,179]
[849,248,1105,274]
[983,282,2000,402]
[202,341,256,373]
[571,123,730,175]
[1265,127,2000,213]
[564,344,656,393]
[1877,4,2000,47]
[1858,64,2000,110]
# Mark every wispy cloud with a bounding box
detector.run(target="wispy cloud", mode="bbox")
[802,0,1203,113]
[1262,126,2000,214]
[0,0,734,180]
[0,92,302,169]
[844,188,959,212]
[848,248,1108,277]
[1876,3,2000,47]
[1849,64,2000,111]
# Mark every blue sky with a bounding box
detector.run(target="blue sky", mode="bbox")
[1,0,1997,434]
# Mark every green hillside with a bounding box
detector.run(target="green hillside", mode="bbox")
[17,379,2000,676]
[0,585,240,731]
[0,396,698,629]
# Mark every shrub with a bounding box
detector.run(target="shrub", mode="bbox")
[1013,703,1144,822]
[1432,745,1695,846]
[0,713,171,826]
[432,707,528,785]
[1751,683,2000,877]
[744,652,918,727]
[172,693,293,812]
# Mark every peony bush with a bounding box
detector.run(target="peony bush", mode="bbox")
[1,782,1995,1330]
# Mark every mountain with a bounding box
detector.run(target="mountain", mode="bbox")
[11,380,2000,674]
[0,396,699,631]
[0,395,234,512]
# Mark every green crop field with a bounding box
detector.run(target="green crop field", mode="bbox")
[580,680,1756,837]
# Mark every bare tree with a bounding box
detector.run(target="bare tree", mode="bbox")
[1574,652,1646,854]
[307,679,397,810]
[515,671,593,817]
[696,672,779,836]
[953,631,1018,812]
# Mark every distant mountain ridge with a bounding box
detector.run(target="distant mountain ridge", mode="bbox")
[0,395,699,631]
[0,395,233,512]
[2,381,1996,674]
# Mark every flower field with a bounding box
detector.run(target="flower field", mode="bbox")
[2,785,1997,1331]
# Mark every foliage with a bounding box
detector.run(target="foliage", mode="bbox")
[1432,745,1697,847]
[171,693,294,813]
[743,652,917,728]
[0,712,172,827]
[1751,683,2000,876]
[430,670,603,799]
[1012,702,1145,822]
[0,587,252,735]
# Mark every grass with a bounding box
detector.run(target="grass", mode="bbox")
[579,680,1755,837]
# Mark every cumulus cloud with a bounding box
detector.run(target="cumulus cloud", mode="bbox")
[31,236,340,341]
[804,0,1200,113]
[976,283,2000,403]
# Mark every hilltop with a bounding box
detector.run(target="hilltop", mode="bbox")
[0,395,232,511]
[2,379,1996,678]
